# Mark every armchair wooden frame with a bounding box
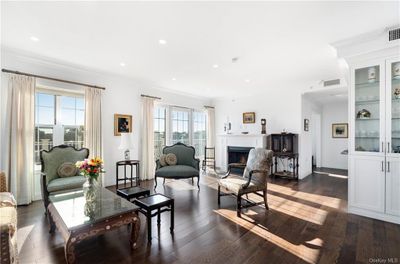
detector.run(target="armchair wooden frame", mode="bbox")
[217,164,269,217]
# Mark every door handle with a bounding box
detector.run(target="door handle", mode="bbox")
[381,161,384,172]
[388,142,391,153]
[382,142,384,153]
[387,161,390,173]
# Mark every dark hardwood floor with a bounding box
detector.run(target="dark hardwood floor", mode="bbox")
[17,170,400,264]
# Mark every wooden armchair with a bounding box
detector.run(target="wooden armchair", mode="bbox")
[217,148,273,217]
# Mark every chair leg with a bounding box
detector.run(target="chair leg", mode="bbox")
[192,177,194,184]
[217,185,221,205]
[197,176,200,189]
[154,177,158,189]
[163,178,166,185]
[237,195,242,217]
[263,190,269,210]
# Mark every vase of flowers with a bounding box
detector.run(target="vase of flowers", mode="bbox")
[76,157,105,201]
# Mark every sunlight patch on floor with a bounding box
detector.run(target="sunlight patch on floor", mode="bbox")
[214,209,320,264]
[17,224,35,253]
[162,179,198,191]
[313,170,348,179]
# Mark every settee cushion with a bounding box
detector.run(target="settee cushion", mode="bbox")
[155,165,199,178]
[159,154,167,167]
[47,175,86,193]
[57,162,78,178]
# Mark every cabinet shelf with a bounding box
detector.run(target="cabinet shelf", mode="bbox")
[356,118,379,121]
[355,136,379,139]
[355,81,379,89]
[356,99,379,105]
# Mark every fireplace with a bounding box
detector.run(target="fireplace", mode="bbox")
[227,146,253,174]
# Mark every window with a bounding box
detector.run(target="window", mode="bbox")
[153,105,207,160]
[154,106,166,159]
[192,111,207,158]
[34,90,85,165]
[171,108,190,145]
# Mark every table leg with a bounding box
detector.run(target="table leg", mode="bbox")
[116,165,118,189]
[130,213,141,250]
[137,164,140,186]
[124,165,127,187]
[157,208,161,225]
[170,200,174,233]
[147,210,152,243]
[131,164,133,187]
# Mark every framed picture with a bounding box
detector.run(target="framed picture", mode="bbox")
[243,112,256,124]
[332,123,348,138]
[304,119,309,131]
[114,114,132,136]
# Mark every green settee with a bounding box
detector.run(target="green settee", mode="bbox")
[155,143,200,189]
[40,145,89,212]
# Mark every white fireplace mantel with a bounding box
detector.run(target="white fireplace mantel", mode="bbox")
[216,134,267,170]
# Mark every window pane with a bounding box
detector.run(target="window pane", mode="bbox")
[76,109,84,126]
[154,106,166,160]
[193,111,207,158]
[61,96,76,109]
[60,108,76,125]
[36,106,54,125]
[35,126,53,163]
[76,98,84,110]
[64,126,84,149]
[37,93,54,107]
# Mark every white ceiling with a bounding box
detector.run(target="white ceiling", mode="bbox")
[1,1,399,98]
[304,86,348,105]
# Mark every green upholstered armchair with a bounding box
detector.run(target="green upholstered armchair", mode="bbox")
[155,142,200,189]
[40,145,89,212]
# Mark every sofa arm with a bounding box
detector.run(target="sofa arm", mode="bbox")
[0,172,7,192]
[192,158,200,171]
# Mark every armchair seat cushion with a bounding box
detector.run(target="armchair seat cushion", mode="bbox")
[218,175,264,195]
[155,165,199,178]
[47,175,86,193]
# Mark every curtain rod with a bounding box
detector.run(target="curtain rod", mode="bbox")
[204,105,215,109]
[2,69,106,90]
[141,94,161,100]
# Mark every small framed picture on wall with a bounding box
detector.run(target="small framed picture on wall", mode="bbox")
[114,114,132,136]
[243,112,256,124]
[332,123,348,138]
[304,119,309,131]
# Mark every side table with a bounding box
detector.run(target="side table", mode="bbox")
[117,186,150,202]
[134,194,174,243]
[116,160,140,188]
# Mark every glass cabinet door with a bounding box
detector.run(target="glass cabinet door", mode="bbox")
[354,65,382,153]
[389,60,400,154]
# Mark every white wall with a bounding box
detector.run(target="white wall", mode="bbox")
[0,49,211,193]
[212,83,318,179]
[321,101,348,170]
[300,95,322,178]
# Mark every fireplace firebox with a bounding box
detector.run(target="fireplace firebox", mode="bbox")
[227,146,253,174]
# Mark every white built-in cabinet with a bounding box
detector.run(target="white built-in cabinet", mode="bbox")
[348,55,400,224]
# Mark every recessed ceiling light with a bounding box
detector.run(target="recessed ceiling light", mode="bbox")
[172,78,176,81]
[159,39,167,45]
[212,64,219,68]
[245,79,251,83]
[30,36,39,42]
[120,62,126,67]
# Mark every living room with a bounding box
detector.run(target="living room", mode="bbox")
[0,1,399,264]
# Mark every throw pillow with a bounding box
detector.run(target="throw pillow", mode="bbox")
[57,162,78,178]
[159,154,167,167]
[165,153,177,166]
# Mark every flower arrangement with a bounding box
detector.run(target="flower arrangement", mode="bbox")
[76,157,105,181]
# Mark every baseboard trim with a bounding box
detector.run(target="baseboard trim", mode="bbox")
[348,206,400,224]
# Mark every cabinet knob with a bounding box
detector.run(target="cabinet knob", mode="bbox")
[387,161,390,173]
[381,161,384,172]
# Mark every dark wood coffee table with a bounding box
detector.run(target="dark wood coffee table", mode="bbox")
[117,186,150,201]
[134,194,174,243]
[48,188,140,264]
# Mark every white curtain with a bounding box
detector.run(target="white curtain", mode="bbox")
[206,107,215,147]
[5,74,35,205]
[84,87,103,158]
[141,97,155,180]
